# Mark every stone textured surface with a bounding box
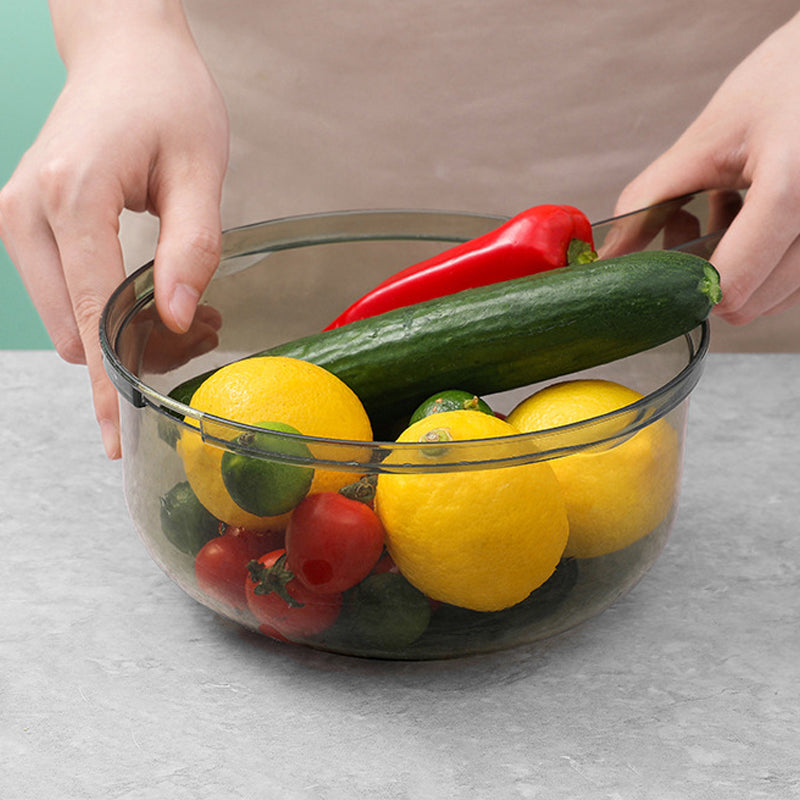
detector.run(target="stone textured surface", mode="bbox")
[2,351,799,799]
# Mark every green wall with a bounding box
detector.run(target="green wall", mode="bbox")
[1,5,64,348]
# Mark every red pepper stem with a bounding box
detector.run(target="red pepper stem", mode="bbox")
[566,238,598,266]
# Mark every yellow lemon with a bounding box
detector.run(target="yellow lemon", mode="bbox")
[506,379,680,559]
[177,356,372,529]
[374,410,569,612]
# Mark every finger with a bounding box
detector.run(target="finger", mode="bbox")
[709,174,800,317]
[613,126,731,218]
[764,283,800,317]
[604,130,734,257]
[141,303,222,373]
[151,174,223,334]
[663,209,701,251]
[715,229,800,323]
[50,206,128,459]
[707,189,744,234]
[598,196,695,258]
[0,187,85,364]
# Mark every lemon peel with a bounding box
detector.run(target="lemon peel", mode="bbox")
[507,379,680,558]
[177,356,372,529]
[375,411,569,612]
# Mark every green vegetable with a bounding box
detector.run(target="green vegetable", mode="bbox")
[409,389,494,424]
[160,481,220,556]
[342,572,432,651]
[171,251,720,431]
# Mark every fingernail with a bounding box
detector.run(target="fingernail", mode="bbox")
[169,283,200,332]
[100,419,121,459]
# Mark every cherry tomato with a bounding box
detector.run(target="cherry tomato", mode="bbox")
[226,526,285,557]
[285,492,385,594]
[257,622,289,643]
[194,527,283,610]
[246,549,342,639]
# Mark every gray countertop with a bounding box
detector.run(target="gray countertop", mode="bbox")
[2,351,799,799]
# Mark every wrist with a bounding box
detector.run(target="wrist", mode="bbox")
[49,0,192,68]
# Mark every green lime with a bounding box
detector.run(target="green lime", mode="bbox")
[220,421,314,517]
[160,481,221,556]
[158,380,197,448]
[409,389,493,424]
[347,572,431,651]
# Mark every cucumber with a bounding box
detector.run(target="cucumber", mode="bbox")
[170,251,720,430]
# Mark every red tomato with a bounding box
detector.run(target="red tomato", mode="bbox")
[285,492,385,594]
[245,549,342,639]
[226,526,285,557]
[194,527,283,610]
[257,623,289,643]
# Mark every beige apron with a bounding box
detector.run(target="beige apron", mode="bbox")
[121,0,800,350]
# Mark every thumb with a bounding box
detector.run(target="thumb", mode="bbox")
[602,127,739,257]
[614,100,751,217]
[614,138,715,219]
[152,183,223,334]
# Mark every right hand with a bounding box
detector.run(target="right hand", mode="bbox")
[0,4,229,458]
[607,11,800,327]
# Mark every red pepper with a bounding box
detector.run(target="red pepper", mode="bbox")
[324,204,596,330]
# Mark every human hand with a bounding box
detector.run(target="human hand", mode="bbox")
[611,12,800,325]
[599,190,743,260]
[0,3,229,458]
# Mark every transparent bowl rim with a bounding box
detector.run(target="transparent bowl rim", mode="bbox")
[100,208,710,471]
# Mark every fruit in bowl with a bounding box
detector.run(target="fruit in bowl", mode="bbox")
[177,355,372,529]
[101,208,716,659]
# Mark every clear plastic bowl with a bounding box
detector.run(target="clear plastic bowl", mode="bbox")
[101,209,708,659]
